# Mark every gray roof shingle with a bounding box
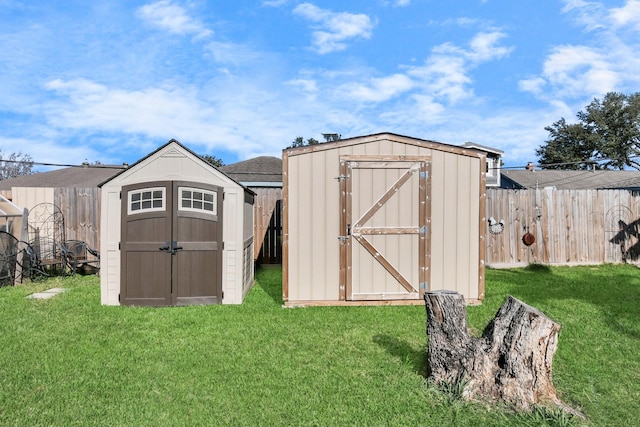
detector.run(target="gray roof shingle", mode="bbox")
[501,169,640,190]
[220,156,282,184]
[0,166,125,190]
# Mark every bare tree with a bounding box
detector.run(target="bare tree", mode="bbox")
[0,151,35,180]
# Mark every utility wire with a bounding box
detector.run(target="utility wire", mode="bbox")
[0,158,127,169]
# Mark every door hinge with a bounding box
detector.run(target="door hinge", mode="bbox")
[419,226,429,235]
[420,282,428,291]
[118,242,121,250]
[335,175,348,181]
[118,293,121,302]
[222,291,224,300]
[119,191,121,199]
[419,171,429,179]
[338,236,350,242]
[222,241,225,250]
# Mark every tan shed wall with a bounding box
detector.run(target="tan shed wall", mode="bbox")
[13,187,55,213]
[13,187,55,242]
[428,151,483,299]
[100,143,253,306]
[285,136,484,304]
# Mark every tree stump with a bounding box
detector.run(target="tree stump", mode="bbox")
[424,290,581,416]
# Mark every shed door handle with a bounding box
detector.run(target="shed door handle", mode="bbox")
[159,241,170,252]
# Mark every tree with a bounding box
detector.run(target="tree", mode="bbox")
[0,151,35,180]
[200,154,225,167]
[536,92,640,170]
[322,133,342,142]
[286,136,320,149]
[286,133,341,149]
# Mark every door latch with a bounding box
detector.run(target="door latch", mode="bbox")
[160,241,183,254]
[338,224,352,242]
[171,240,183,255]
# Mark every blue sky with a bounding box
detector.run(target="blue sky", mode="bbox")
[1,0,639,170]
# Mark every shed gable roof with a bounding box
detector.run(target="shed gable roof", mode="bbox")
[501,169,640,190]
[100,139,252,193]
[284,132,485,159]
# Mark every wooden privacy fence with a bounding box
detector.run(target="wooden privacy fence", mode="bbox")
[56,187,101,251]
[251,188,282,263]
[485,189,640,266]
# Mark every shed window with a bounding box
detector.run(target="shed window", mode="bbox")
[128,188,165,214]
[179,187,217,215]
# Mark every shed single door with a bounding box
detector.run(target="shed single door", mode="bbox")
[120,181,223,306]
[339,156,431,301]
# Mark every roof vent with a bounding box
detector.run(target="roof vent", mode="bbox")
[526,162,535,172]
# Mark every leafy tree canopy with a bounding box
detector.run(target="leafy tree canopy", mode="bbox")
[0,151,35,180]
[287,136,320,149]
[536,92,640,170]
[286,133,341,149]
[200,154,225,167]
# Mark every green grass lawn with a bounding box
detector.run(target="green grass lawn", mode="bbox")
[0,264,638,426]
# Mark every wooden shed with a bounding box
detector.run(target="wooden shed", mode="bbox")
[100,139,255,306]
[283,133,486,306]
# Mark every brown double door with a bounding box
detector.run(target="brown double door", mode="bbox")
[120,181,223,306]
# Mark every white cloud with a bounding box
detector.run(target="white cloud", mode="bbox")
[518,77,546,95]
[610,0,640,30]
[41,77,358,160]
[286,78,319,94]
[378,94,446,127]
[205,40,266,66]
[339,74,414,103]
[262,0,290,6]
[542,45,618,96]
[44,79,217,140]
[520,1,640,103]
[293,3,375,54]
[561,0,608,30]
[137,0,212,38]
[467,32,513,62]
[407,55,471,103]
[406,31,512,104]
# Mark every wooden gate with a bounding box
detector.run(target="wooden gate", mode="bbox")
[339,156,431,301]
[120,181,223,306]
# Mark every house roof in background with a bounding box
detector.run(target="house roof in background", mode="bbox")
[0,166,125,191]
[462,142,504,156]
[501,169,640,190]
[220,156,282,184]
